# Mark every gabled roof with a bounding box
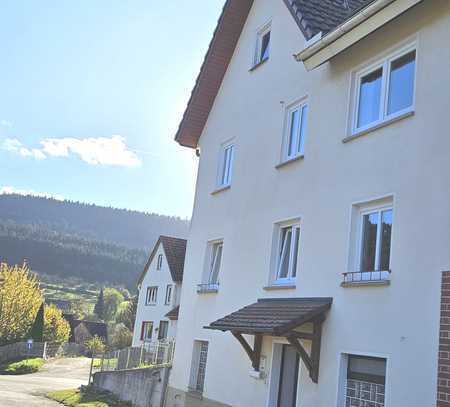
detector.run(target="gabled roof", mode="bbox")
[284,0,374,39]
[165,305,180,321]
[175,0,376,149]
[138,235,187,285]
[206,297,332,336]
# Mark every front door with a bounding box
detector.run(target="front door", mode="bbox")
[277,345,300,407]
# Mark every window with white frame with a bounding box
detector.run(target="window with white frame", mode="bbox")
[189,340,209,394]
[146,286,158,305]
[344,355,386,407]
[254,22,271,66]
[352,44,416,134]
[217,142,234,188]
[158,321,169,340]
[208,241,223,286]
[165,284,172,305]
[274,222,300,284]
[283,100,308,161]
[156,254,163,270]
[140,321,153,341]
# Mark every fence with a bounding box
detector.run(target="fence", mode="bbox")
[99,340,175,372]
[0,342,48,364]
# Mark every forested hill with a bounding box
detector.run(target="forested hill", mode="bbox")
[0,194,189,249]
[0,194,190,288]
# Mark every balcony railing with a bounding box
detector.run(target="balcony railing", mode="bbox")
[197,283,219,294]
[342,270,391,286]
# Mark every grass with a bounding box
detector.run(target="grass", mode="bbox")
[0,357,45,375]
[47,387,131,407]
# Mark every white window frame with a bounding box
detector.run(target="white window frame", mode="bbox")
[351,42,417,135]
[254,21,271,66]
[141,321,153,342]
[208,240,223,286]
[165,284,173,305]
[156,254,163,270]
[273,220,301,285]
[146,286,158,305]
[282,98,308,162]
[216,141,234,189]
[357,204,393,274]
[189,340,209,394]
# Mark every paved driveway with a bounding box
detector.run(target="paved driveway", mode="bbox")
[0,357,91,406]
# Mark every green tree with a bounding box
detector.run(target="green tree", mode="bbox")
[0,262,43,345]
[94,288,105,320]
[103,288,124,322]
[110,323,133,350]
[29,302,44,342]
[85,335,105,354]
[43,304,70,344]
[115,296,137,331]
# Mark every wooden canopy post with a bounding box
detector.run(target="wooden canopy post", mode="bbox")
[285,316,324,384]
[231,331,262,371]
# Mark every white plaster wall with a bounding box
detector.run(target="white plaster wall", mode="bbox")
[132,244,180,346]
[170,0,450,406]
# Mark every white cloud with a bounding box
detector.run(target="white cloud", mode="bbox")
[0,186,64,200]
[1,135,141,167]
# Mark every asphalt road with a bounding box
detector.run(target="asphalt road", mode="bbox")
[0,357,91,406]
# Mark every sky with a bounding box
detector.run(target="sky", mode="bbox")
[0,0,225,218]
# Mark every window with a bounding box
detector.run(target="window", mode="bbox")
[217,143,234,189]
[359,207,392,274]
[283,100,308,161]
[140,321,153,341]
[208,241,223,286]
[157,254,163,270]
[158,321,169,340]
[189,341,209,394]
[165,285,173,305]
[146,286,158,305]
[254,22,271,66]
[345,355,386,407]
[353,45,416,134]
[275,223,300,284]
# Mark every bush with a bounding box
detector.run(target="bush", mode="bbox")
[0,357,45,375]
[85,335,105,355]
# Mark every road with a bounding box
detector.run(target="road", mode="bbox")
[0,357,91,406]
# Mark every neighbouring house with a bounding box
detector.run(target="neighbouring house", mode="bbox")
[165,1,448,407]
[132,235,187,346]
[64,314,108,344]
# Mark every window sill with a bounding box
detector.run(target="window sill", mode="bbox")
[187,390,203,400]
[211,185,231,195]
[341,280,390,288]
[275,155,304,169]
[145,303,157,306]
[343,110,414,144]
[263,284,296,291]
[249,57,269,72]
[197,284,219,294]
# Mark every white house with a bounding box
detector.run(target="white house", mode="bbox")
[165,0,450,407]
[132,235,186,346]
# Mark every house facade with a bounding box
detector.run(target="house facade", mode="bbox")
[166,1,450,406]
[132,236,186,346]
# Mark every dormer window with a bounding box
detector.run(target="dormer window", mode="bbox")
[253,22,271,67]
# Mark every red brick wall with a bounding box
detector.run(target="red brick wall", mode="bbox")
[438,271,450,406]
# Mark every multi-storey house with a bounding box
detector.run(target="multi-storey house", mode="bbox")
[132,236,186,346]
[166,1,450,406]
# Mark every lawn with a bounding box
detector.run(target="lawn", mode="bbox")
[0,357,45,375]
[47,387,131,407]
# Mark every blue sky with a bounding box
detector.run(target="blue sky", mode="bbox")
[0,0,224,218]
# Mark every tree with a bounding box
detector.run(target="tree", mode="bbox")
[70,299,90,319]
[0,262,43,345]
[94,288,105,320]
[29,302,44,342]
[103,288,124,322]
[43,304,70,344]
[85,335,105,355]
[115,296,138,331]
[110,323,133,350]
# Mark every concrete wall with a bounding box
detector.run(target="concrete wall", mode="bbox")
[133,242,181,346]
[169,0,450,406]
[93,367,170,407]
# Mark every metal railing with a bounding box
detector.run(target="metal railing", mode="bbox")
[99,340,175,372]
[342,270,391,284]
[197,283,219,293]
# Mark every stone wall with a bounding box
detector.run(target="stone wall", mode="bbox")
[437,271,450,406]
[93,366,170,407]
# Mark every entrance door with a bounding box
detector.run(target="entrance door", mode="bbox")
[277,345,300,407]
